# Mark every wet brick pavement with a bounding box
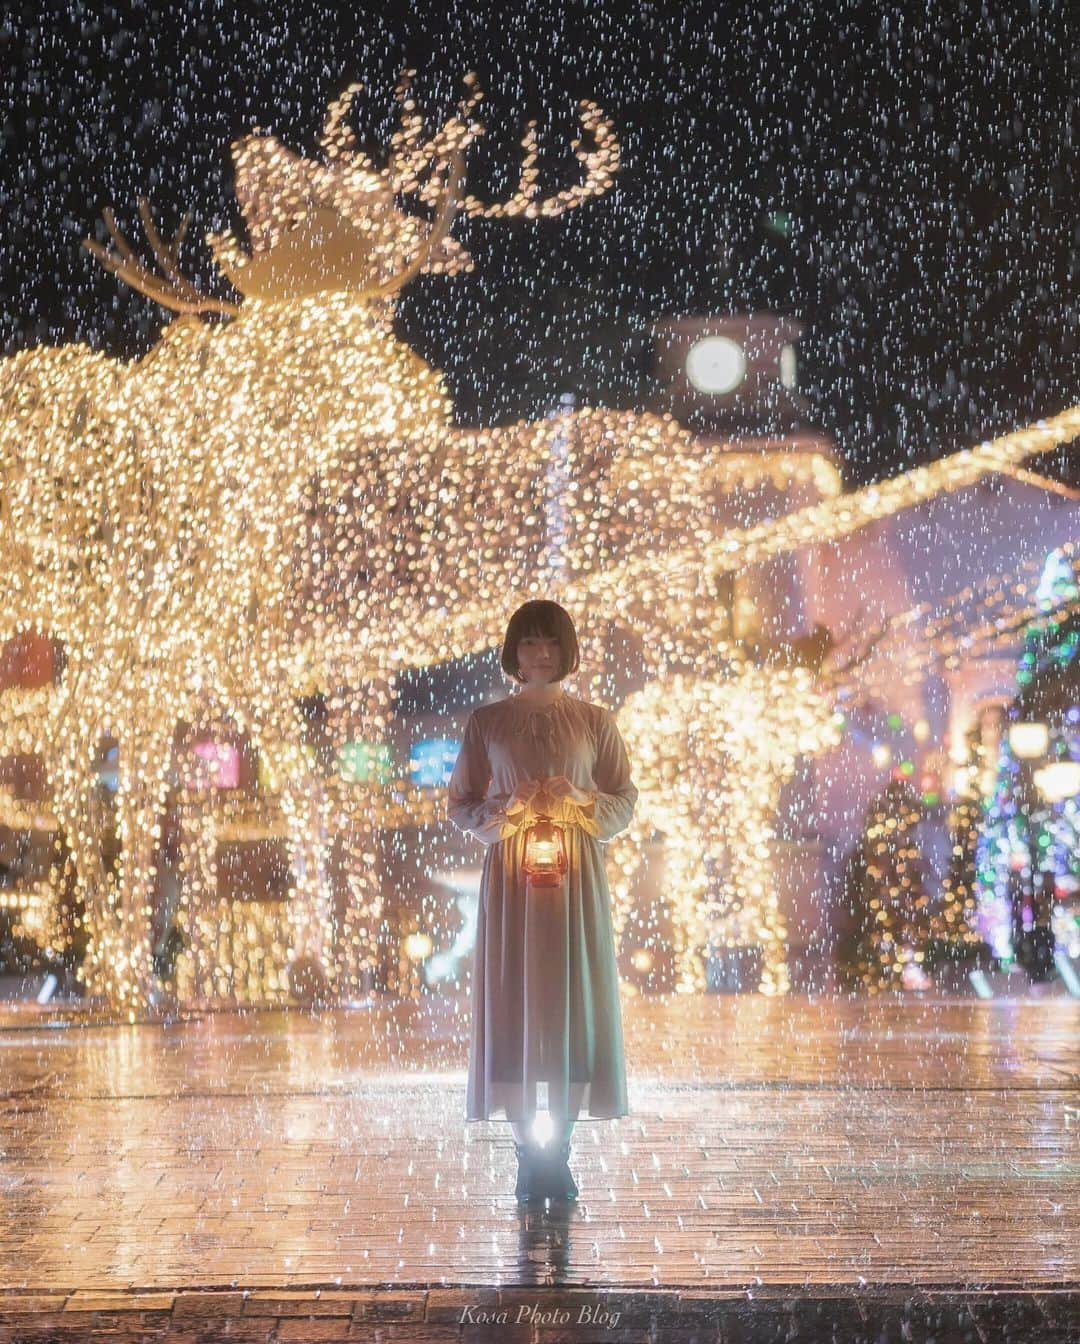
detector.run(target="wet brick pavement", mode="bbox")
[0,993,1076,1341]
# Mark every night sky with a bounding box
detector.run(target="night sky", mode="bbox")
[2,0,1077,487]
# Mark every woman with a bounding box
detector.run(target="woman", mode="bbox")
[447,599,639,1203]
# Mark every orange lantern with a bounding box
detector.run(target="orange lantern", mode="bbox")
[522,814,567,888]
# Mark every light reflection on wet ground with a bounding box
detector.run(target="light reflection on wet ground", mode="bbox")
[0,994,1075,1293]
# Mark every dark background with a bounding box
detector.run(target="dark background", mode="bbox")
[1,0,1076,486]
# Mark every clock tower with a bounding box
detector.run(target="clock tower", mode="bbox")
[649,312,812,435]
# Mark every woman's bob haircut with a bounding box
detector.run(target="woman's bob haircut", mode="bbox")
[500,600,580,684]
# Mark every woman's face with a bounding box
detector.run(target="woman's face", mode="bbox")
[516,633,562,685]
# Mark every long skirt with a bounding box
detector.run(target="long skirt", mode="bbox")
[465,822,629,1124]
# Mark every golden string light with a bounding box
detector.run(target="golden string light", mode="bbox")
[841,547,1080,697]
[0,76,621,1012]
[851,785,934,994]
[0,73,1074,1009]
[0,881,65,957]
[558,408,1080,618]
[608,668,841,997]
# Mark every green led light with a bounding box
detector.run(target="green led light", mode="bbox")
[764,210,792,237]
[338,740,393,785]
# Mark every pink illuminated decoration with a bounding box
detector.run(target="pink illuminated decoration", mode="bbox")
[188,741,241,790]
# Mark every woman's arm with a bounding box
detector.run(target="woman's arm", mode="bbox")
[565,707,639,843]
[446,712,521,845]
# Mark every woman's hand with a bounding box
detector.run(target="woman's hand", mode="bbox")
[505,779,542,813]
[544,775,591,805]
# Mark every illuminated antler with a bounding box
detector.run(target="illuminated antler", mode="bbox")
[378,72,617,220]
[206,71,620,304]
[322,71,485,195]
[83,199,240,318]
[353,147,467,301]
[319,71,617,228]
[460,98,618,219]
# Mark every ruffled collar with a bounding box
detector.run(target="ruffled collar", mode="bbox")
[508,691,572,740]
[509,691,569,713]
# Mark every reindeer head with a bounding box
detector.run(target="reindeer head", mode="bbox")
[84,71,619,314]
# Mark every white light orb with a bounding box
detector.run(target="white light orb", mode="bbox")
[403,931,434,961]
[780,342,798,389]
[685,336,746,394]
[1033,761,1080,803]
[1008,721,1049,760]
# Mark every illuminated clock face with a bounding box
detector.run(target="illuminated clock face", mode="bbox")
[685,336,746,394]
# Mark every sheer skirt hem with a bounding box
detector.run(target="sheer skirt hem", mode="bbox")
[465,1078,628,1124]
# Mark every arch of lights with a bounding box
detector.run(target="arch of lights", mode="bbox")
[0,72,1077,1013]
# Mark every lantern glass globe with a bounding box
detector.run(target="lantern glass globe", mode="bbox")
[403,931,433,961]
[685,336,746,394]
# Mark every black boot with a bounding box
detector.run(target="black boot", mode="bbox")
[514,1142,539,1202]
[531,1139,578,1201]
[552,1139,579,1199]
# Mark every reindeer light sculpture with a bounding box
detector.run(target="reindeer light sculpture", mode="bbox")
[0,73,619,1011]
[0,71,1076,1008]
